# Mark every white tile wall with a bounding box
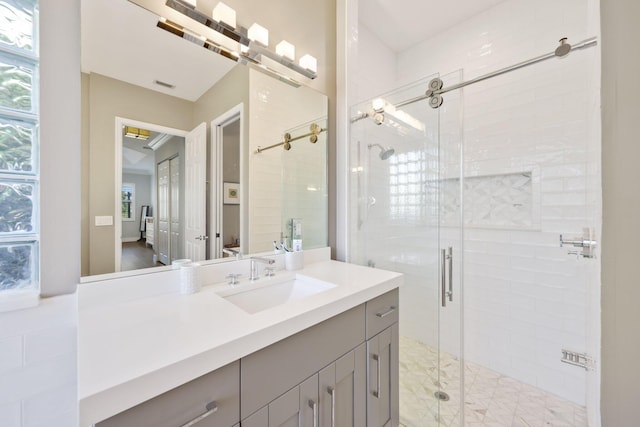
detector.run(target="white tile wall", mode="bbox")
[350,0,600,407]
[0,295,77,427]
[249,70,328,253]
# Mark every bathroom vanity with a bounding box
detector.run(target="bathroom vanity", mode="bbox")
[79,248,401,427]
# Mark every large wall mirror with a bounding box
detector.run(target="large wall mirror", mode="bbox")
[81,0,330,277]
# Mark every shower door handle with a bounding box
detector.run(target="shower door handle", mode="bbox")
[447,247,453,303]
[441,247,453,308]
[441,249,446,307]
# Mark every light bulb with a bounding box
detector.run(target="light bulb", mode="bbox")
[275,40,295,61]
[248,23,269,47]
[212,2,236,28]
[299,54,317,73]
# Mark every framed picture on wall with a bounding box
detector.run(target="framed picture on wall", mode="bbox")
[223,182,240,205]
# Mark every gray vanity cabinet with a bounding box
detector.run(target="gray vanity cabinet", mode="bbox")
[364,289,399,427]
[94,289,400,427]
[95,360,240,427]
[240,304,366,421]
[298,375,320,427]
[243,375,319,427]
[319,344,367,427]
[243,345,366,427]
[366,325,398,427]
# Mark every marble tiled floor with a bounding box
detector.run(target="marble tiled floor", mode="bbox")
[399,336,587,426]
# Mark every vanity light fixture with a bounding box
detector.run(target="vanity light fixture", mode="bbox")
[299,54,317,73]
[248,23,269,47]
[275,40,295,61]
[211,2,236,29]
[124,126,151,140]
[158,0,318,83]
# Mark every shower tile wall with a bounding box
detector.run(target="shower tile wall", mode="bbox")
[249,71,328,253]
[352,0,600,407]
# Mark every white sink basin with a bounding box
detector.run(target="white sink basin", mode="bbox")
[216,275,336,314]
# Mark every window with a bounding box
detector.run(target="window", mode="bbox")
[0,0,39,292]
[121,183,135,221]
[389,150,430,223]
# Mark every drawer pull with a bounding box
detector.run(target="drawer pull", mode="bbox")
[308,399,318,427]
[375,306,396,319]
[327,386,335,427]
[180,402,218,427]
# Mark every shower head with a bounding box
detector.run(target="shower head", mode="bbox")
[368,143,395,160]
[555,37,571,57]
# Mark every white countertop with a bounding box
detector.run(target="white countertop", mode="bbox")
[78,252,402,426]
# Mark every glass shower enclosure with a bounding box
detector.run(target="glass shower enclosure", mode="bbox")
[349,71,465,426]
[349,54,597,426]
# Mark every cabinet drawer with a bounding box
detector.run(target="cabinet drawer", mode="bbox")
[97,361,239,427]
[366,289,399,339]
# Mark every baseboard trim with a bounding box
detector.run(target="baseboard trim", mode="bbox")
[121,237,140,243]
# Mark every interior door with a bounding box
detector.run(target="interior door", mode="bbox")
[169,156,181,262]
[184,122,207,261]
[210,107,242,260]
[157,159,170,265]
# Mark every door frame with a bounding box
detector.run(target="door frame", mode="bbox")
[114,117,188,272]
[209,103,245,259]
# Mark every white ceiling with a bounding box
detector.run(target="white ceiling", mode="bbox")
[359,0,509,52]
[81,0,235,101]
[122,131,160,174]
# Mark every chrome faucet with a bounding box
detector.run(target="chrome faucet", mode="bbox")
[249,256,275,281]
[222,247,242,260]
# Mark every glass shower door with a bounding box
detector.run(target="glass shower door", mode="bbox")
[349,72,464,426]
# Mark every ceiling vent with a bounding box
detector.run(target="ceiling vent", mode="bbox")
[154,79,176,89]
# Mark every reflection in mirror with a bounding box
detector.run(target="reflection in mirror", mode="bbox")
[81,0,328,278]
[119,123,188,272]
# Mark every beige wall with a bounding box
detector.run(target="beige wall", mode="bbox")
[601,0,640,425]
[82,73,193,275]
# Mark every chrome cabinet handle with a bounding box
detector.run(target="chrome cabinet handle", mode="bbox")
[327,386,335,427]
[308,399,318,427]
[180,402,217,427]
[375,306,396,318]
[372,354,380,398]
